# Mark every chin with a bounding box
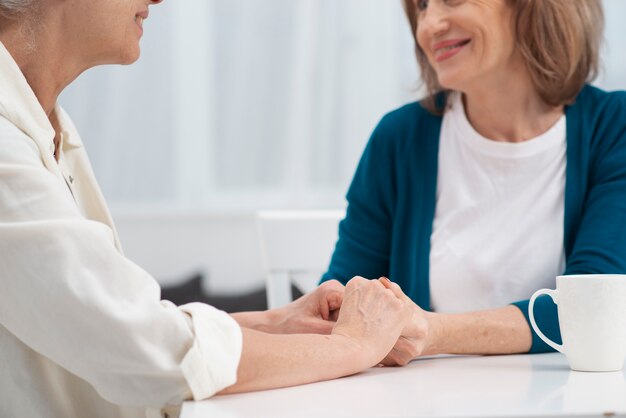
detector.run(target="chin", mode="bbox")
[119,47,141,65]
[436,71,465,92]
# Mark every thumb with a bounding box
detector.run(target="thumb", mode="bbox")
[325,290,343,312]
[318,290,343,320]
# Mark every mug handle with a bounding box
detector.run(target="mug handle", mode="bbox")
[528,289,565,353]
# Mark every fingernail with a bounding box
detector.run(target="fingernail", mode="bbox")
[379,277,391,285]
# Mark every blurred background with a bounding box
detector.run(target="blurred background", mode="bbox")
[59,0,626,303]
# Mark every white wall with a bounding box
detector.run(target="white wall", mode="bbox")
[80,0,626,295]
[599,0,626,90]
[62,0,417,294]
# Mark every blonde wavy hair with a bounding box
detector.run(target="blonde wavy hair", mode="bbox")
[403,0,605,113]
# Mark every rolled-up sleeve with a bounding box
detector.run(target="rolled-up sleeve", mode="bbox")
[0,122,242,407]
[179,303,242,400]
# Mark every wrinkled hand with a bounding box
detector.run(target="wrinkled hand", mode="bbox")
[378,278,431,366]
[332,276,412,366]
[272,280,345,334]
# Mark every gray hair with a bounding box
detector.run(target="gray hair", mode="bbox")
[0,0,34,18]
[0,0,38,53]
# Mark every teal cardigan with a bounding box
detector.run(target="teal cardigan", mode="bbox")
[321,85,626,353]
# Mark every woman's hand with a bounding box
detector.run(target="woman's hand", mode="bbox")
[270,279,345,334]
[331,276,412,367]
[378,277,433,366]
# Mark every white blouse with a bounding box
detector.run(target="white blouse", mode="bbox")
[0,41,242,418]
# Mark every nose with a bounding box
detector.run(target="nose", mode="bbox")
[418,2,450,41]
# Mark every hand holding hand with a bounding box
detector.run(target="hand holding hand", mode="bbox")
[378,277,432,366]
[272,280,345,334]
[331,276,412,367]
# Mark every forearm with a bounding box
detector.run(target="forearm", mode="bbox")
[220,328,369,394]
[230,311,279,333]
[425,305,532,355]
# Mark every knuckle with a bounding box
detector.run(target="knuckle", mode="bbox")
[328,280,345,290]
[347,276,365,288]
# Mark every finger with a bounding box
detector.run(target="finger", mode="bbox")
[317,288,344,321]
[380,356,399,367]
[394,352,413,366]
[393,337,414,356]
[329,307,340,322]
[322,279,346,292]
[386,345,414,367]
[380,338,403,367]
[380,349,403,367]
[379,277,405,299]
[379,276,392,287]
[325,290,343,312]
[318,292,330,321]
[345,276,367,290]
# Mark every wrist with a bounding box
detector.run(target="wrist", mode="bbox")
[259,308,283,333]
[231,310,281,333]
[423,311,444,355]
[329,332,373,372]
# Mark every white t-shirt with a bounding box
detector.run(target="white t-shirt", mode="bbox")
[430,93,566,313]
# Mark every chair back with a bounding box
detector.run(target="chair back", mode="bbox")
[256,210,344,308]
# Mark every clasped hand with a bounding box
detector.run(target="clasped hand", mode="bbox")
[272,279,344,334]
[281,277,431,366]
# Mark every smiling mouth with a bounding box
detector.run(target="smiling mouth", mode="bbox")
[437,39,471,54]
[134,15,144,26]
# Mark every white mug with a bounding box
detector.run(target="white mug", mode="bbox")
[529,274,626,372]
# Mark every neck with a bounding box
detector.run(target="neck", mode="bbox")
[0,15,86,117]
[461,64,564,143]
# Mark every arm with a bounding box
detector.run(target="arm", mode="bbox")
[231,280,344,334]
[223,277,411,394]
[221,330,365,394]
[0,130,241,405]
[425,306,531,355]
[320,118,396,286]
[379,279,531,366]
[326,122,534,361]
[510,93,626,353]
[0,128,406,402]
[382,93,626,364]
[230,312,274,332]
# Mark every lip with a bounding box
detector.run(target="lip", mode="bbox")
[432,38,471,63]
[136,9,149,20]
[134,10,149,36]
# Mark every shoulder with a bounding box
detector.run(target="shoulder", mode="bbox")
[0,113,24,137]
[569,85,626,128]
[574,84,626,107]
[567,85,626,156]
[376,100,441,134]
[568,86,626,179]
[0,115,42,165]
[368,99,443,156]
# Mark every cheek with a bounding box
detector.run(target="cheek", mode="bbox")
[415,28,431,58]
[487,26,516,63]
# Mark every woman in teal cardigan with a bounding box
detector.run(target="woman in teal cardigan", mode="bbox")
[322,0,626,363]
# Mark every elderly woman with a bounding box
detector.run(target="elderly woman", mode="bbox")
[322,0,626,365]
[0,1,414,417]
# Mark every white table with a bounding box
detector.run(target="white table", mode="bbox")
[181,353,626,418]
